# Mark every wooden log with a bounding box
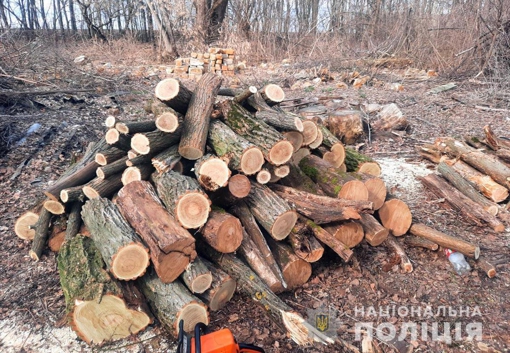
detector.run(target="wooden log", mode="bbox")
[404,235,439,251]
[105,115,116,128]
[154,78,193,114]
[121,164,154,185]
[327,110,363,145]
[105,128,132,151]
[116,120,157,135]
[357,174,387,210]
[43,199,65,215]
[384,235,413,273]
[48,230,66,252]
[309,127,323,149]
[15,211,39,240]
[283,131,304,152]
[45,160,100,200]
[417,144,443,164]
[219,100,293,165]
[256,168,271,184]
[260,84,285,105]
[138,268,209,337]
[198,209,243,253]
[96,156,128,179]
[484,124,510,150]
[146,99,183,132]
[377,199,413,236]
[234,86,258,103]
[270,184,370,224]
[127,149,138,159]
[227,174,251,198]
[477,258,496,278]
[58,235,151,345]
[64,202,82,241]
[299,218,353,262]
[359,214,388,246]
[323,221,365,248]
[245,181,297,240]
[409,223,480,259]
[29,208,53,261]
[420,174,505,232]
[288,221,325,262]
[83,173,123,199]
[60,185,85,203]
[247,92,303,132]
[180,257,212,294]
[300,120,319,147]
[95,147,125,165]
[81,197,150,280]
[194,153,231,191]
[179,73,222,160]
[152,170,211,229]
[116,181,196,283]
[279,164,325,195]
[344,148,381,176]
[292,147,311,165]
[266,238,312,290]
[197,259,236,311]
[151,145,181,173]
[496,148,510,164]
[437,162,500,215]
[208,120,264,175]
[444,159,508,203]
[131,129,182,155]
[317,125,346,167]
[372,103,408,131]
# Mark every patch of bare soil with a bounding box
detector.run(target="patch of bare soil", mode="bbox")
[1,59,509,353]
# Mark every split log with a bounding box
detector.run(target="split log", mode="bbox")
[197,259,236,311]
[131,129,182,155]
[266,238,312,290]
[116,120,157,135]
[301,120,319,146]
[409,223,480,259]
[154,78,193,115]
[444,159,508,203]
[60,185,85,203]
[29,208,53,261]
[288,221,324,262]
[179,73,222,160]
[15,211,39,240]
[180,257,212,294]
[477,258,496,278]
[83,173,123,199]
[247,93,303,132]
[95,147,125,165]
[260,84,285,105]
[105,128,132,151]
[256,168,271,184]
[437,162,499,216]
[58,235,151,345]
[64,202,82,241]
[121,164,154,185]
[43,199,65,215]
[81,197,150,280]
[270,184,371,224]
[279,164,325,195]
[404,235,439,251]
[152,170,211,229]
[219,100,293,166]
[323,221,365,248]
[96,156,128,179]
[384,235,413,273]
[244,181,297,240]
[359,214,388,246]
[420,174,505,232]
[344,148,381,176]
[327,110,363,145]
[116,181,196,283]
[194,154,231,191]
[151,145,181,173]
[138,269,209,337]
[208,120,264,175]
[283,131,304,151]
[377,199,413,236]
[198,209,243,253]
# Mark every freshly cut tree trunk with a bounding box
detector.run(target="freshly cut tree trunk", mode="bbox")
[420,174,505,232]
[377,199,413,236]
[233,86,257,103]
[198,209,243,253]
[83,173,124,199]
[197,259,236,311]
[156,111,182,133]
[43,199,65,215]
[247,92,303,132]
[256,168,271,184]
[279,164,325,195]
[288,221,324,262]
[344,148,381,176]
[317,124,346,167]
[227,174,251,198]
[96,156,128,179]
[64,202,82,241]
[58,235,151,345]
[292,147,311,165]
[359,214,389,246]
[260,84,285,105]
[121,164,154,185]
[444,159,508,203]
[60,185,85,203]
[438,162,499,215]
[323,221,365,248]
[105,115,116,128]
[138,269,209,337]
[29,208,53,261]
[81,197,150,280]
[179,73,222,160]
[219,100,293,166]
[116,181,196,283]
[152,170,211,229]
[194,154,231,191]
[327,110,363,145]
[95,147,124,165]
[266,238,312,290]
[15,211,39,240]
[270,184,371,224]
[208,120,264,175]
[283,131,304,151]
[105,128,132,151]
[300,120,319,147]
[180,256,213,294]
[116,120,157,135]
[404,235,439,251]
[155,78,193,114]
[477,258,496,278]
[131,129,182,155]
[45,161,100,199]
[384,235,413,273]
[127,150,138,159]
[151,145,181,173]
[409,223,480,259]
[244,182,297,240]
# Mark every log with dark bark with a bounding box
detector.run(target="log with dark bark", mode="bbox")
[377,198,413,236]
[138,268,209,337]
[409,223,480,258]
[96,156,128,179]
[45,160,100,200]
[384,235,413,273]
[197,259,236,311]
[179,73,222,160]
[198,209,243,253]
[131,129,182,155]
[146,99,183,132]
[247,92,303,132]
[323,221,365,248]
[208,120,264,175]
[64,202,82,241]
[194,154,231,191]
[477,258,496,278]
[60,185,85,203]
[279,164,325,195]
[180,256,212,294]
[234,86,258,103]
[359,214,389,246]
[81,197,150,280]
[327,110,363,145]
[116,181,196,283]
[83,173,124,199]
[116,120,157,135]
[43,199,65,215]
[219,100,293,166]
[288,221,325,262]
[270,184,371,224]
[95,147,125,165]
[29,208,53,261]
[152,170,211,229]
[105,128,132,151]
[420,174,505,232]
[155,78,193,115]
[58,235,151,345]
[244,182,297,240]
[344,147,381,176]
[151,145,181,173]
[404,235,439,250]
[121,164,154,185]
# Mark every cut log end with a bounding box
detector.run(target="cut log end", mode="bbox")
[364,177,387,210]
[301,121,319,146]
[111,243,150,280]
[283,131,304,152]
[327,221,365,248]
[105,128,120,145]
[115,123,129,135]
[121,167,143,186]
[256,169,271,184]
[156,112,180,133]
[228,174,251,198]
[294,118,304,132]
[131,134,150,155]
[95,154,107,166]
[72,294,151,345]
[83,186,99,199]
[284,259,312,290]
[240,147,265,175]
[262,84,285,103]
[269,140,294,166]
[308,128,323,149]
[378,199,413,236]
[178,146,203,161]
[275,165,290,178]
[338,180,369,201]
[271,210,298,240]
[190,274,213,294]
[197,159,230,191]
[155,78,180,101]
[175,302,209,334]
[205,277,236,311]
[15,212,39,240]
[358,162,381,177]
[177,193,211,229]
[44,200,65,215]
[105,115,116,128]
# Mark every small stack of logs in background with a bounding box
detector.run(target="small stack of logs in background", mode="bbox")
[13,75,501,349]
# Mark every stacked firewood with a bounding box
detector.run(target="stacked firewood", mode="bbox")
[11,74,486,349]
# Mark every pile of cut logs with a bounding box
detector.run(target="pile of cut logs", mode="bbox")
[12,74,497,350]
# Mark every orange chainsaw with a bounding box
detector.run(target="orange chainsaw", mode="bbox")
[176,320,265,353]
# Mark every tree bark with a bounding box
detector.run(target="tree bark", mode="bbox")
[384,235,413,273]
[131,129,182,155]
[344,147,381,176]
[115,120,157,135]
[180,256,213,294]
[29,208,52,261]
[154,78,192,115]
[288,221,325,262]
[246,92,303,132]
[95,147,125,165]
[64,202,82,241]
[279,163,325,195]
[105,128,132,151]
[404,235,439,251]
[96,156,128,179]
[82,173,124,199]
[151,145,181,173]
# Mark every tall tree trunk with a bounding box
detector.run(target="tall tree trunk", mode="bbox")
[69,0,77,33]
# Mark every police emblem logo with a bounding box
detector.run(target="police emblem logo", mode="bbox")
[315,314,329,332]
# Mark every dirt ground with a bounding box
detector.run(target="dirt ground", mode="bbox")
[1,51,509,353]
